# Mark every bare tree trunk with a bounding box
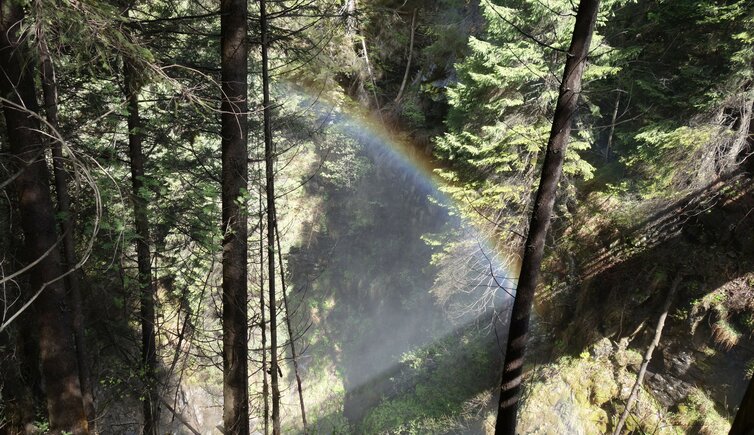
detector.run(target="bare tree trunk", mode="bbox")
[259,181,270,435]
[260,0,281,432]
[360,34,381,112]
[220,0,250,431]
[35,6,97,427]
[0,4,89,434]
[344,0,357,36]
[124,55,159,435]
[494,1,600,433]
[274,216,307,432]
[394,8,417,104]
[612,274,681,435]
[605,90,621,162]
[343,0,380,111]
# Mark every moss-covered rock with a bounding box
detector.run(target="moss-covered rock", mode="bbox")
[518,339,680,434]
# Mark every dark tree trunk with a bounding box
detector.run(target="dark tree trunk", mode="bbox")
[1,214,40,431]
[36,12,96,427]
[124,58,159,435]
[1,124,39,432]
[221,0,250,432]
[260,0,281,432]
[494,1,600,433]
[0,4,89,434]
[259,184,270,435]
[731,375,754,435]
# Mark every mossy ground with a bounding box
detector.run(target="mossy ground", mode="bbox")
[518,338,730,434]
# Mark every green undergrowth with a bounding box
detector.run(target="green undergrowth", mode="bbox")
[359,327,499,434]
[675,388,731,435]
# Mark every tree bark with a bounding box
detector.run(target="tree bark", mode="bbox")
[731,374,754,435]
[260,0,281,432]
[124,55,159,435]
[259,183,270,435]
[0,4,89,434]
[494,1,600,433]
[35,6,97,426]
[221,0,250,432]
[612,274,681,435]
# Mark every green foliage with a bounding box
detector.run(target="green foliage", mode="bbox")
[2,0,754,430]
[674,388,731,434]
[623,125,715,198]
[398,95,427,129]
[361,329,498,434]
[433,0,616,242]
[33,418,50,433]
[317,132,372,189]
[588,0,754,194]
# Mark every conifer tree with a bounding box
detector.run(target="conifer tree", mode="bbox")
[495,0,601,432]
[221,0,250,432]
[0,3,89,433]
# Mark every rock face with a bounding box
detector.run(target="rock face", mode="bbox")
[642,348,695,407]
[644,371,694,408]
[518,338,685,435]
[519,379,602,435]
[538,174,754,429]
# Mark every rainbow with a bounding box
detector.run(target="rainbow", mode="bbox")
[274,81,520,430]
[283,81,520,297]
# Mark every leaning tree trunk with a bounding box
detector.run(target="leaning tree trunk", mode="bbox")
[731,374,754,434]
[494,1,600,433]
[0,4,89,434]
[260,0,281,432]
[274,215,307,431]
[124,57,159,435]
[36,7,96,426]
[612,274,681,435]
[221,0,250,432]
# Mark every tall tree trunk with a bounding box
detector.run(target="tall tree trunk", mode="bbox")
[344,0,357,36]
[35,5,96,426]
[221,0,250,432]
[731,374,754,434]
[260,0,281,432]
[1,169,39,434]
[259,180,270,435]
[342,0,380,110]
[494,1,600,433]
[274,216,307,432]
[612,274,681,435]
[0,4,89,434]
[124,56,159,435]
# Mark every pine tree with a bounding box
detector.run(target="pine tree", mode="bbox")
[221,0,250,432]
[123,46,160,435]
[434,0,615,244]
[0,3,89,433]
[495,0,601,432]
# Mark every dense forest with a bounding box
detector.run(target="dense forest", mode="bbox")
[1,0,754,433]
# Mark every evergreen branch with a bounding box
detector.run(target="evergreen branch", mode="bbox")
[482,0,568,54]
